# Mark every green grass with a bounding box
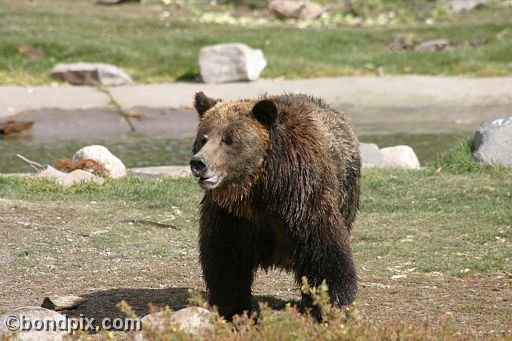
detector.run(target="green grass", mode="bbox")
[1,0,512,84]
[1,165,510,278]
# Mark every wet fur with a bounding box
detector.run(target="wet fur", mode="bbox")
[193,93,361,320]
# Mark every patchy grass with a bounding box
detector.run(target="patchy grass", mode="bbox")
[1,0,512,84]
[0,158,511,338]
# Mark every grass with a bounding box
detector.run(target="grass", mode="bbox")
[0,143,511,338]
[1,0,512,84]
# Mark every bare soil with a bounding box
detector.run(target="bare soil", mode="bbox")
[1,198,510,336]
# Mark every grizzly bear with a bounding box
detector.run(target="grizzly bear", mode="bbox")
[190,92,361,320]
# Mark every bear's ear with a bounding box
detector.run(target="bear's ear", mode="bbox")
[252,99,277,127]
[194,92,219,117]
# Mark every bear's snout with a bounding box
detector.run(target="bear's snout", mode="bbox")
[190,156,208,177]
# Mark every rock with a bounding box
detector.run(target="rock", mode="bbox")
[269,0,326,19]
[448,0,486,12]
[128,166,192,179]
[56,170,105,188]
[73,145,127,178]
[415,39,449,52]
[41,295,87,311]
[141,307,213,336]
[0,120,34,135]
[380,145,421,169]
[360,143,386,169]
[97,0,139,4]
[473,117,512,167]
[49,62,133,86]
[0,306,68,341]
[198,43,267,84]
[34,166,105,187]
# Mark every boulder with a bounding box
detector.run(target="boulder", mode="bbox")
[448,0,486,12]
[198,43,267,84]
[269,0,326,19]
[0,306,68,341]
[141,307,213,336]
[73,145,127,178]
[360,143,386,169]
[473,117,512,167]
[380,145,421,169]
[49,62,133,86]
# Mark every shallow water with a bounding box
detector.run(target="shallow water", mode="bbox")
[0,133,469,174]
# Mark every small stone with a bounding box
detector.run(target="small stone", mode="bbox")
[141,307,213,336]
[269,0,326,19]
[49,62,133,86]
[198,43,267,84]
[97,0,139,4]
[380,145,421,169]
[473,117,512,167]
[415,39,449,52]
[448,0,486,12]
[41,295,87,311]
[73,145,127,178]
[128,166,191,179]
[0,306,68,341]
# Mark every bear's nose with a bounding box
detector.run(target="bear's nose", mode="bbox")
[190,156,208,177]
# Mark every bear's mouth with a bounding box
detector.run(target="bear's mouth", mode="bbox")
[198,175,221,190]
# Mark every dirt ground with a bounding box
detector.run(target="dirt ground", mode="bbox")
[1,198,510,337]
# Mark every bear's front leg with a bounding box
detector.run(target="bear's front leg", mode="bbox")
[199,201,255,320]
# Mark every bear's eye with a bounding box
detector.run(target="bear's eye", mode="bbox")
[221,135,233,145]
[200,135,208,145]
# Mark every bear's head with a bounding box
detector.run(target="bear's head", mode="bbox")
[190,92,277,193]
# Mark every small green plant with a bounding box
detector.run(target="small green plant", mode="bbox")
[432,137,510,175]
[432,138,479,173]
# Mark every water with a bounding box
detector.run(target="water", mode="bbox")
[0,136,195,174]
[0,133,469,174]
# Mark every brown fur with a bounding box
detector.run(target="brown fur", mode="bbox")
[55,159,109,177]
[191,92,361,320]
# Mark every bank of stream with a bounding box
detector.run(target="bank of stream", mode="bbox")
[0,132,468,174]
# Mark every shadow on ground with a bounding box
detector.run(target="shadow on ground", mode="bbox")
[64,288,294,320]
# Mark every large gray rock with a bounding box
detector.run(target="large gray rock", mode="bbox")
[141,307,213,336]
[269,0,326,19]
[199,43,267,84]
[473,117,512,167]
[50,62,133,86]
[448,0,486,12]
[0,306,68,341]
[73,145,127,178]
